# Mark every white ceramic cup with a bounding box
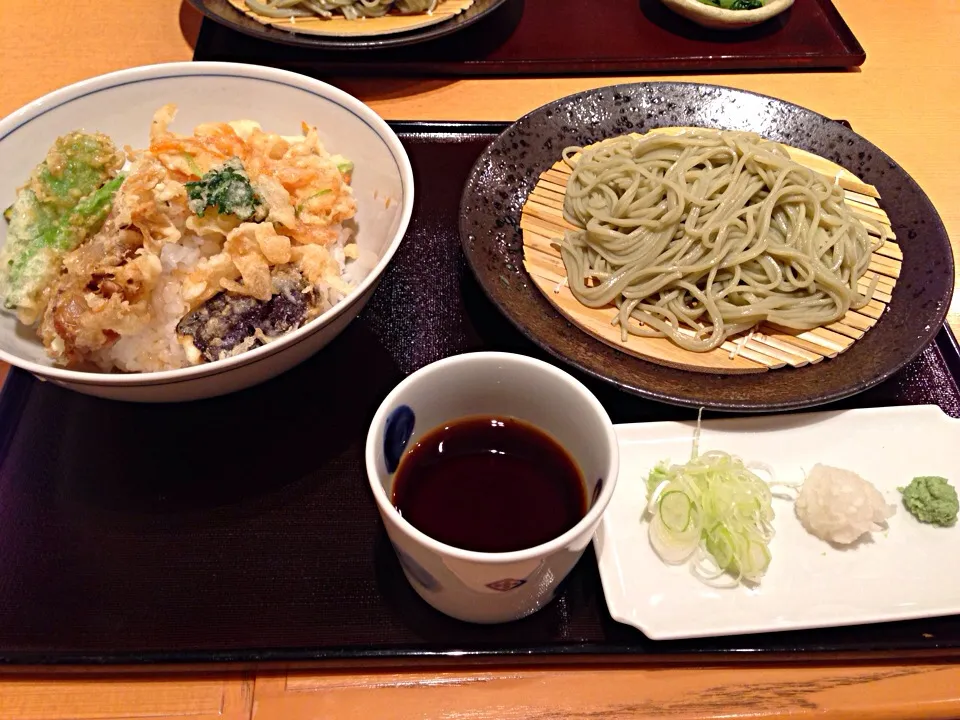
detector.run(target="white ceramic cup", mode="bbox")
[365,352,619,624]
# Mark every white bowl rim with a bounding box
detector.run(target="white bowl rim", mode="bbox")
[0,61,414,387]
[364,351,621,565]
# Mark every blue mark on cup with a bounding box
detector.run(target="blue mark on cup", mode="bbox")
[394,546,441,592]
[384,404,415,473]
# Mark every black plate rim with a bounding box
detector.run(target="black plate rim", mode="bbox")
[458,81,955,412]
[187,0,512,51]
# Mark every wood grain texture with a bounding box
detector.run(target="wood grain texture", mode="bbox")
[1,664,959,720]
[250,664,960,720]
[0,673,253,720]
[0,1,959,718]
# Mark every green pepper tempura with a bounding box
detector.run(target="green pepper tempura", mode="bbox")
[0,131,124,324]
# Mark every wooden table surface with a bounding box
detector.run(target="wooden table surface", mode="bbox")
[0,0,959,717]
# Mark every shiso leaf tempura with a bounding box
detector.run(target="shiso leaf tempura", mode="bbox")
[643,417,781,587]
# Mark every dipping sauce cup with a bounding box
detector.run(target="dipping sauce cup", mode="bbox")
[365,352,619,624]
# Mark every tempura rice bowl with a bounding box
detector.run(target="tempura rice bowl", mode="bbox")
[0,62,413,402]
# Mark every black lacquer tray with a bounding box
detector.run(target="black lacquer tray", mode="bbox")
[0,122,958,668]
[190,0,866,75]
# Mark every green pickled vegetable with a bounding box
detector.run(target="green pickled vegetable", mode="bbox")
[698,0,765,9]
[899,476,958,527]
[0,131,123,323]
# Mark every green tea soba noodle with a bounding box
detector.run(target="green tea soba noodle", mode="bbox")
[557,130,885,353]
[245,0,438,20]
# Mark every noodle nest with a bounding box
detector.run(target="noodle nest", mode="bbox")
[243,0,441,20]
[557,129,884,353]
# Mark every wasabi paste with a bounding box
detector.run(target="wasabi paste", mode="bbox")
[899,476,958,527]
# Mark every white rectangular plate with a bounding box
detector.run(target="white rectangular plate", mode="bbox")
[594,405,960,641]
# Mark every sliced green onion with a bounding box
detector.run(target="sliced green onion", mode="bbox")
[642,410,779,587]
[705,523,736,571]
[659,491,692,533]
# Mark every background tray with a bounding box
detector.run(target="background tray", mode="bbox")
[1,122,957,668]
[191,0,866,75]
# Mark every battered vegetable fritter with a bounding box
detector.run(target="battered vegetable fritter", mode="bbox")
[176,266,315,363]
[0,132,124,323]
[2,105,360,372]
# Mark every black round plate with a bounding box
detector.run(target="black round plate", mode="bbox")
[188,0,511,50]
[459,82,954,413]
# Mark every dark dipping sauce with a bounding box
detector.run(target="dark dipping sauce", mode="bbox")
[391,417,587,553]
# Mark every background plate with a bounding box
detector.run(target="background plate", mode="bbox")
[188,0,509,49]
[459,82,954,412]
[596,405,960,640]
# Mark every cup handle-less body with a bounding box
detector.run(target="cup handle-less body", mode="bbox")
[366,352,620,625]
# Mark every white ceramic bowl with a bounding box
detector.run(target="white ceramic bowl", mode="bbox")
[365,352,620,624]
[0,62,414,402]
[660,0,794,29]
